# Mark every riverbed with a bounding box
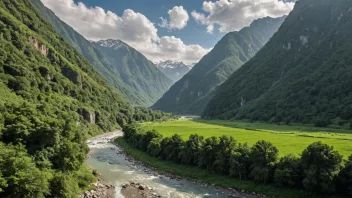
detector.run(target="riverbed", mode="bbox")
[86,131,257,198]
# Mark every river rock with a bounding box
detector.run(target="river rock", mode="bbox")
[79,178,115,198]
[121,182,160,198]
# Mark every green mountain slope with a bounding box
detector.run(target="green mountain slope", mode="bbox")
[0,0,174,196]
[203,0,352,126]
[152,17,285,115]
[92,39,173,107]
[29,0,173,107]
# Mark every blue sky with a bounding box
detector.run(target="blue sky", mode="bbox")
[41,0,294,64]
[73,0,224,49]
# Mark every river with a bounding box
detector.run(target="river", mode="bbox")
[86,131,256,198]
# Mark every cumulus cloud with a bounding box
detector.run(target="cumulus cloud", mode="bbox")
[192,0,295,33]
[148,36,211,63]
[40,0,208,64]
[159,6,190,30]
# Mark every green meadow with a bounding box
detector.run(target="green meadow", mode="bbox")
[141,119,352,158]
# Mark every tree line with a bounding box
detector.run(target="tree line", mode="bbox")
[123,124,352,196]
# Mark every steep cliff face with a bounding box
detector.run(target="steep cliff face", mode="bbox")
[204,0,352,125]
[152,16,286,115]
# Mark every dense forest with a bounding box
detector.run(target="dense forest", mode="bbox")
[0,0,175,196]
[29,0,173,107]
[123,124,352,196]
[152,16,285,115]
[203,0,352,127]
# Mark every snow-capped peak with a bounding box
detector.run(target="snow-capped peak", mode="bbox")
[94,39,127,50]
[155,60,193,82]
[155,60,192,69]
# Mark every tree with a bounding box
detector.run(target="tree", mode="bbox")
[0,173,7,193]
[160,137,171,160]
[213,136,237,174]
[274,154,302,187]
[49,172,80,198]
[0,143,50,198]
[230,143,251,180]
[250,140,279,183]
[180,134,204,165]
[336,155,352,195]
[53,139,86,172]
[199,137,219,170]
[164,134,184,163]
[138,130,162,151]
[122,124,139,142]
[147,137,163,157]
[300,142,342,193]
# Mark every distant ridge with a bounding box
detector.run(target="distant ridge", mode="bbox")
[152,16,286,115]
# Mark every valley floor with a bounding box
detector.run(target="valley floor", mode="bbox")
[141,120,352,158]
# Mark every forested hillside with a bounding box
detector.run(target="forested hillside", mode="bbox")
[29,0,173,107]
[204,0,352,126]
[0,0,175,196]
[152,17,285,115]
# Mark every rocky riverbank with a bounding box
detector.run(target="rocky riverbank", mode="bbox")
[115,142,263,198]
[79,177,116,198]
[83,131,162,198]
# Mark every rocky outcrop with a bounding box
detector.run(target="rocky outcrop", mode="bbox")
[28,37,49,56]
[83,109,96,124]
[61,67,82,88]
[121,181,160,198]
[78,108,96,124]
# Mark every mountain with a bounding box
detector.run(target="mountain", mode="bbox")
[92,39,173,106]
[0,0,175,196]
[152,16,286,115]
[29,0,173,107]
[203,0,352,126]
[155,60,192,82]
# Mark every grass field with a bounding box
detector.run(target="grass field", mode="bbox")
[141,119,352,158]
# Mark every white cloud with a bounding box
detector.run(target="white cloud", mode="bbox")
[159,6,190,30]
[40,0,208,64]
[148,36,211,63]
[192,0,294,33]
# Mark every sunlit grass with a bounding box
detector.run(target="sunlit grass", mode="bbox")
[141,120,352,158]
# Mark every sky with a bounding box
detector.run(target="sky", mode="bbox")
[40,0,295,64]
